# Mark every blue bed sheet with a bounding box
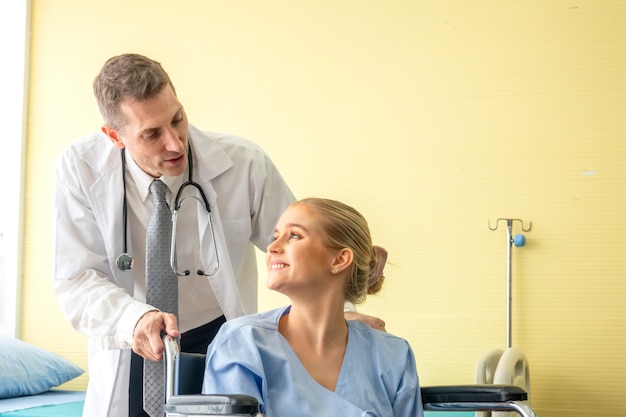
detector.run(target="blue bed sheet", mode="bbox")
[0,401,83,417]
[0,391,84,417]
[0,390,469,417]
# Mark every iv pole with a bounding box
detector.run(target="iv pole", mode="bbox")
[488,218,531,348]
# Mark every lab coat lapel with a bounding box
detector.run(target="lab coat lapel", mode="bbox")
[82,137,133,293]
[188,128,247,320]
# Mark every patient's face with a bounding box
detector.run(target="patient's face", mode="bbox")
[265,204,337,298]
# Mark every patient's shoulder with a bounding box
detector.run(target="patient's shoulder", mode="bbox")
[347,320,412,355]
[218,306,289,338]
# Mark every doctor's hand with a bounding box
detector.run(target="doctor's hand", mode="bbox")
[133,310,180,361]
[344,311,386,332]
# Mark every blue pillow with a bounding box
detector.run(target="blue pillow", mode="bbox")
[0,336,84,399]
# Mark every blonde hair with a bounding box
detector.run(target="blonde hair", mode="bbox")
[93,53,176,131]
[295,198,386,304]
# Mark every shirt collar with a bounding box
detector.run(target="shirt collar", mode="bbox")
[124,149,187,201]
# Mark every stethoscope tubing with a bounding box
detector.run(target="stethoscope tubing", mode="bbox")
[116,145,220,276]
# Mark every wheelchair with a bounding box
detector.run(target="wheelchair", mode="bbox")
[162,335,538,417]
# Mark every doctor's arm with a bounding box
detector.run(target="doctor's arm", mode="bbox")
[343,300,386,331]
[53,164,155,350]
[53,270,157,350]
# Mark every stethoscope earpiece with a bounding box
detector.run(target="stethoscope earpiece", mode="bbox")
[116,253,134,271]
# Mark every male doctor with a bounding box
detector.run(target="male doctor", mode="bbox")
[53,53,384,417]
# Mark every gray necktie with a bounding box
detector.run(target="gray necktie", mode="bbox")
[143,180,178,417]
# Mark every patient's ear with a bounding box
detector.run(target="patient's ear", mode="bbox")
[102,125,125,149]
[331,248,354,274]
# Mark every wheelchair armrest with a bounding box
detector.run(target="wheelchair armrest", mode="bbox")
[163,335,262,416]
[164,394,260,415]
[421,384,527,403]
[421,385,537,417]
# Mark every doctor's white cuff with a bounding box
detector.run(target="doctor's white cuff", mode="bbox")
[343,301,357,312]
[105,302,157,350]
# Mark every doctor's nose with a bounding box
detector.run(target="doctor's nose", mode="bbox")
[162,128,185,152]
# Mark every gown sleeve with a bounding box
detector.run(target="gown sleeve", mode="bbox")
[201,320,267,413]
[392,347,424,417]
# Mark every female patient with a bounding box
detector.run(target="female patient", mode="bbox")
[202,198,423,417]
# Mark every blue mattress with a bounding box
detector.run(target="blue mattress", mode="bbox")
[0,390,84,417]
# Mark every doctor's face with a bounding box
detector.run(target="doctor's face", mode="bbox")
[104,84,189,178]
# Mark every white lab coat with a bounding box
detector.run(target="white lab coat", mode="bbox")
[52,125,295,417]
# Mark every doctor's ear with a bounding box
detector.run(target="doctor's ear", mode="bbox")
[102,125,125,149]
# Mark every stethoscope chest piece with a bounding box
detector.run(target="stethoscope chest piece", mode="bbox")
[116,253,134,271]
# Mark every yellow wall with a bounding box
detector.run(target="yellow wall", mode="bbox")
[23,1,625,416]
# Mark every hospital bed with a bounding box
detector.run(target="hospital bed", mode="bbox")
[0,336,85,417]
[0,391,84,417]
[163,335,538,417]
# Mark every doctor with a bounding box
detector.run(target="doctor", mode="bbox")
[53,53,384,417]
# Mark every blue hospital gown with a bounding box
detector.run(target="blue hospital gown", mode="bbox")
[202,306,423,417]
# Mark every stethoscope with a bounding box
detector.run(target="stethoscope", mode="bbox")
[115,146,220,276]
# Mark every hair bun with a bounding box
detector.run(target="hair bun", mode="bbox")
[368,245,388,287]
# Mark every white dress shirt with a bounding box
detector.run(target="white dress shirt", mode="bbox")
[124,149,223,332]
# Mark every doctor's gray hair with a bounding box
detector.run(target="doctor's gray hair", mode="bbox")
[295,198,386,304]
[93,53,176,131]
